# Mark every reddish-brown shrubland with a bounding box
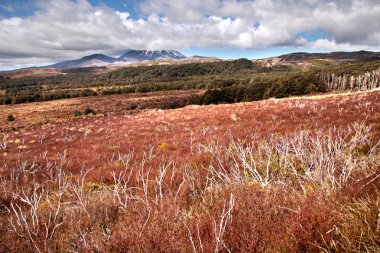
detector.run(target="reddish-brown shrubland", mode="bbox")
[0,90,380,252]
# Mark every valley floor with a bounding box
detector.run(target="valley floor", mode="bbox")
[0,90,379,252]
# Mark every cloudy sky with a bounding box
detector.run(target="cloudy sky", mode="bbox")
[0,0,379,70]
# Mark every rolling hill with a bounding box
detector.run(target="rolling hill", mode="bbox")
[277,50,380,62]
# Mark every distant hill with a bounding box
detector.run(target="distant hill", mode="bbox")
[277,50,380,62]
[3,50,380,78]
[0,52,221,78]
[47,54,117,69]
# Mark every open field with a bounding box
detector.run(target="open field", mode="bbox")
[2,89,380,167]
[0,89,203,130]
[0,0,379,249]
[0,90,380,252]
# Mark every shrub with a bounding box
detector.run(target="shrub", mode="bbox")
[6,114,15,122]
[84,107,96,115]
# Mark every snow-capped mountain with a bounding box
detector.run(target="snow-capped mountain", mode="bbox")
[45,50,187,69]
[119,50,186,62]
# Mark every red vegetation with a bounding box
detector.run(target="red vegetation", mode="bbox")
[2,90,380,170]
[0,90,380,252]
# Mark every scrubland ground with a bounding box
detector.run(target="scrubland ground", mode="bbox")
[0,89,202,130]
[0,90,380,252]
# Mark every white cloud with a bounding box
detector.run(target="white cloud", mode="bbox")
[308,39,380,52]
[0,0,379,69]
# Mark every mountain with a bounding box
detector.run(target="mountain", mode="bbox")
[47,54,117,69]
[12,49,380,73]
[278,50,380,62]
[119,50,186,62]
[44,50,187,69]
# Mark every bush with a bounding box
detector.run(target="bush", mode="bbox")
[6,114,15,122]
[84,107,96,115]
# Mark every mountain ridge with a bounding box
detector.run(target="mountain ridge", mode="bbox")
[47,54,117,69]
[2,50,380,78]
[276,50,380,62]
[44,50,187,69]
[119,50,186,62]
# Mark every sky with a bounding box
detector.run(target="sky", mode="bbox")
[0,0,379,70]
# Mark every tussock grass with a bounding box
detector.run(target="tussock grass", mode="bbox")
[0,122,379,252]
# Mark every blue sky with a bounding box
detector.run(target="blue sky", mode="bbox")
[0,0,379,70]
[0,0,35,18]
